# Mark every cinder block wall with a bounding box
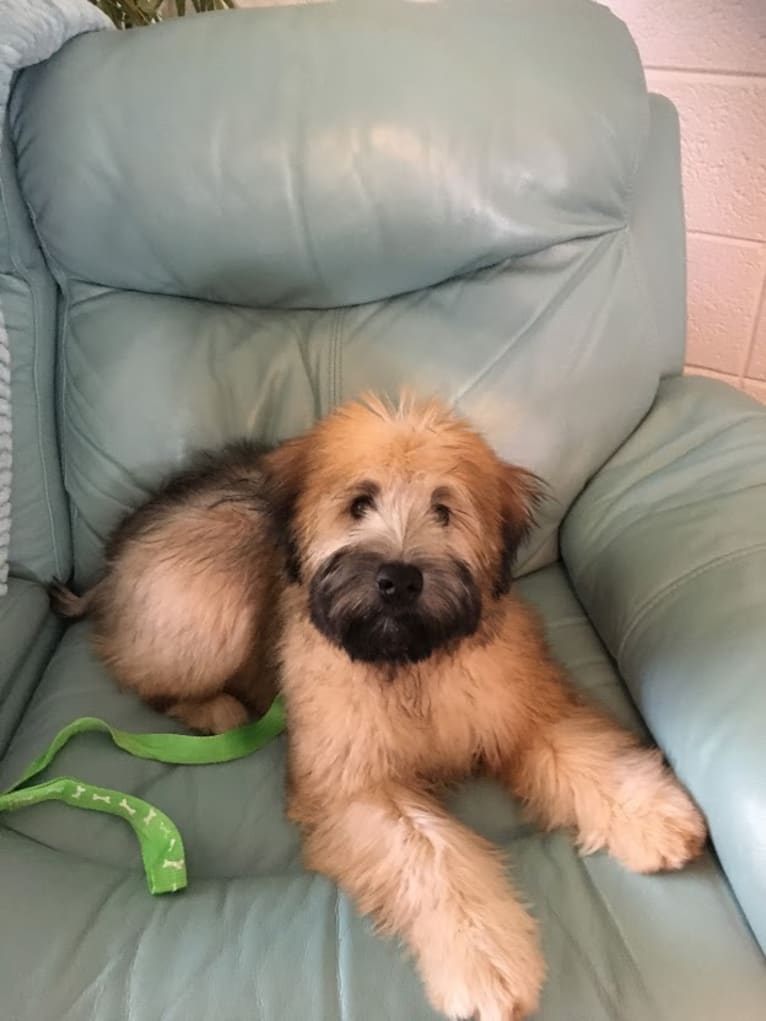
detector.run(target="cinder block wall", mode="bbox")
[608,0,766,402]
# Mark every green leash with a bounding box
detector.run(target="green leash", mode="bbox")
[0,698,286,895]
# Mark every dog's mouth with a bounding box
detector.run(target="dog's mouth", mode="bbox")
[340,611,437,665]
[308,549,482,666]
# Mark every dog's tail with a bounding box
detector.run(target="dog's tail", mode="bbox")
[48,579,98,620]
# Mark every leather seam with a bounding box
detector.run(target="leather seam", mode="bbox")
[331,308,339,408]
[325,311,334,415]
[574,480,766,594]
[30,248,64,577]
[578,858,665,1019]
[453,233,614,404]
[0,156,15,588]
[328,306,344,410]
[617,541,766,664]
[566,409,766,556]
[337,308,345,407]
[0,134,63,578]
[333,891,348,1021]
[625,225,663,363]
[621,63,650,223]
[9,94,79,573]
[58,285,71,507]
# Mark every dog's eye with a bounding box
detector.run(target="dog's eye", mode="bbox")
[350,494,375,520]
[433,503,451,527]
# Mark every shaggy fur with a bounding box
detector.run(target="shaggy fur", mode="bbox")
[52,395,707,1021]
[51,440,280,731]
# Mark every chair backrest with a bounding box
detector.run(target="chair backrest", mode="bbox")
[6,0,685,587]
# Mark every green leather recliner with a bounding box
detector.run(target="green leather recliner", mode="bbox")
[1,2,764,1018]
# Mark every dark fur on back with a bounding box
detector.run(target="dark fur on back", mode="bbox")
[49,439,278,634]
[106,439,273,561]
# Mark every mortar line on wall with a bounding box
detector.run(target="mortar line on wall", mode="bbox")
[687,231,766,248]
[644,65,766,80]
[685,364,740,382]
[738,268,766,383]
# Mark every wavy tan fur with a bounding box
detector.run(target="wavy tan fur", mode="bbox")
[53,396,707,1019]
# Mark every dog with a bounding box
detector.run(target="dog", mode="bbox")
[52,394,707,1021]
[51,439,282,733]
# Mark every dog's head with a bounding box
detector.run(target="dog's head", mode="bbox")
[263,395,543,666]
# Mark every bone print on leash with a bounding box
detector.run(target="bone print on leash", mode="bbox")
[0,706,286,894]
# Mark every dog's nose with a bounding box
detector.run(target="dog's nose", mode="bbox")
[376,562,423,605]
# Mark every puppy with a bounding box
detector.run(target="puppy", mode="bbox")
[51,440,281,733]
[53,394,707,1021]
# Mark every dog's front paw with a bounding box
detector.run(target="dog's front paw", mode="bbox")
[418,911,545,1021]
[607,761,707,873]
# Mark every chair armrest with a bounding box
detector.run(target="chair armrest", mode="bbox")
[561,375,766,951]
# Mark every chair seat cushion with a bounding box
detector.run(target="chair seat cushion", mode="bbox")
[1,564,764,1020]
[0,578,60,755]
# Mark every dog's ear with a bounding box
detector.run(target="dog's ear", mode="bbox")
[260,437,308,583]
[493,463,545,597]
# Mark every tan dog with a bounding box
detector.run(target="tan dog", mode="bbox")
[53,395,706,1021]
[51,440,282,733]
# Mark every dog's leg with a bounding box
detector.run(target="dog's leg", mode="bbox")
[224,632,280,721]
[300,783,545,1021]
[166,693,249,735]
[495,688,706,873]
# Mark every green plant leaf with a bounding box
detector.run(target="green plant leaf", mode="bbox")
[89,0,237,28]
